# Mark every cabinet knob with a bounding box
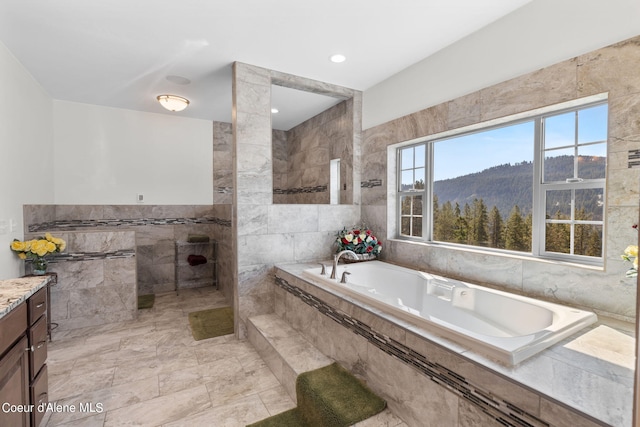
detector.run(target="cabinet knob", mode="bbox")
[36,302,45,308]
[25,345,34,352]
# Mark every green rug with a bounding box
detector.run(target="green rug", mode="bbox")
[188,306,234,340]
[138,294,155,309]
[247,362,386,427]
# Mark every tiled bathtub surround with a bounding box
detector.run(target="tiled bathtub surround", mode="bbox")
[274,263,632,427]
[361,35,640,321]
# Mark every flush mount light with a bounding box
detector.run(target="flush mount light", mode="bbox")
[329,54,346,63]
[157,95,190,112]
[271,108,279,114]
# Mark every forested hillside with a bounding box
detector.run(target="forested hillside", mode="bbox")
[433,155,606,219]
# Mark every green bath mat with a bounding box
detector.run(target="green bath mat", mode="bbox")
[246,408,309,427]
[188,306,234,340]
[297,362,386,426]
[138,294,155,309]
[248,362,386,427]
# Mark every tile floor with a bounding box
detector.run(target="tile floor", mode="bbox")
[43,287,296,427]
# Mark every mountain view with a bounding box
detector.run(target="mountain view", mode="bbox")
[433,155,606,219]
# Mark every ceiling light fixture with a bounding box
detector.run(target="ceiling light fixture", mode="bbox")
[329,54,346,63]
[157,95,190,112]
[271,108,279,114]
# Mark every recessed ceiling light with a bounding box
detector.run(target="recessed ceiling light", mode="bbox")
[330,54,346,63]
[271,108,279,114]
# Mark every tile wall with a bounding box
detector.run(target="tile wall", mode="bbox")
[362,35,640,320]
[23,204,234,328]
[273,100,354,204]
[232,62,362,338]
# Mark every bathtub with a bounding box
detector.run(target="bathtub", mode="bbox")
[302,261,597,365]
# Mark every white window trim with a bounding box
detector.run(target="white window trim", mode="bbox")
[387,93,608,265]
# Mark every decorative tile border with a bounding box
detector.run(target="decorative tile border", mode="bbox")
[361,178,383,188]
[30,250,136,264]
[28,216,231,232]
[273,185,327,195]
[275,275,549,427]
[628,149,640,168]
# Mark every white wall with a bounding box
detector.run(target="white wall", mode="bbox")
[53,101,213,205]
[363,0,640,129]
[0,41,53,279]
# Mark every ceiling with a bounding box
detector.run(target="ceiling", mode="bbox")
[0,0,531,130]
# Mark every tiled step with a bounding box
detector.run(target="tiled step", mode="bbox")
[247,314,407,427]
[247,313,332,402]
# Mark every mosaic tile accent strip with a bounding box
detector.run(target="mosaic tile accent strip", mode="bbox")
[361,179,382,188]
[628,149,640,168]
[273,185,327,195]
[275,275,550,427]
[29,216,231,232]
[216,186,233,194]
[30,250,136,264]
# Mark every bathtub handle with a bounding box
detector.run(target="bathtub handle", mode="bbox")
[340,271,351,284]
[319,263,326,275]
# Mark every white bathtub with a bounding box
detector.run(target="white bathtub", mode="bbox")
[302,261,597,365]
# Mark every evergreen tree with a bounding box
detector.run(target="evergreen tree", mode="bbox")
[435,201,457,242]
[472,198,489,246]
[504,205,527,251]
[488,206,504,248]
[454,203,467,243]
[545,211,570,254]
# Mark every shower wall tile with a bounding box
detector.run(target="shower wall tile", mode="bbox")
[267,205,319,234]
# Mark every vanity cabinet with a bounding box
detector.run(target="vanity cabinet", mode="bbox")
[0,286,49,427]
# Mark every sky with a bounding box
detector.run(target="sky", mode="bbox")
[432,103,608,181]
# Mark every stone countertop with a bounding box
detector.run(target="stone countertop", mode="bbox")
[276,261,635,427]
[0,275,52,320]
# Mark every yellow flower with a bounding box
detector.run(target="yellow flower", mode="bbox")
[45,232,53,241]
[45,241,56,253]
[18,252,26,260]
[10,240,26,252]
[31,240,49,257]
[58,240,66,251]
[624,245,638,258]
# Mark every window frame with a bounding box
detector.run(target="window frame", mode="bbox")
[394,95,608,266]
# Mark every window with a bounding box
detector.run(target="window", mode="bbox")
[396,99,607,265]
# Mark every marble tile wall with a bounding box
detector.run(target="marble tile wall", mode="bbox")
[213,121,233,204]
[25,230,138,331]
[232,62,362,338]
[361,35,640,320]
[273,100,354,205]
[23,204,233,305]
[273,267,622,427]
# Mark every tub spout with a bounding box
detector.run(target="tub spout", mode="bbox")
[330,250,357,279]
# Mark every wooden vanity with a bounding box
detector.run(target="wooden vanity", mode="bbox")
[0,275,53,427]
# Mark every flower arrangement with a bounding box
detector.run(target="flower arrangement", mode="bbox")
[622,224,638,278]
[10,233,66,259]
[336,224,382,255]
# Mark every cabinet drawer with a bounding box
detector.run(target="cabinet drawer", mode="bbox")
[29,316,47,381]
[31,363,47,427]
[28,287,47,326]
[0,335,30,427]
[0,303,27,357]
